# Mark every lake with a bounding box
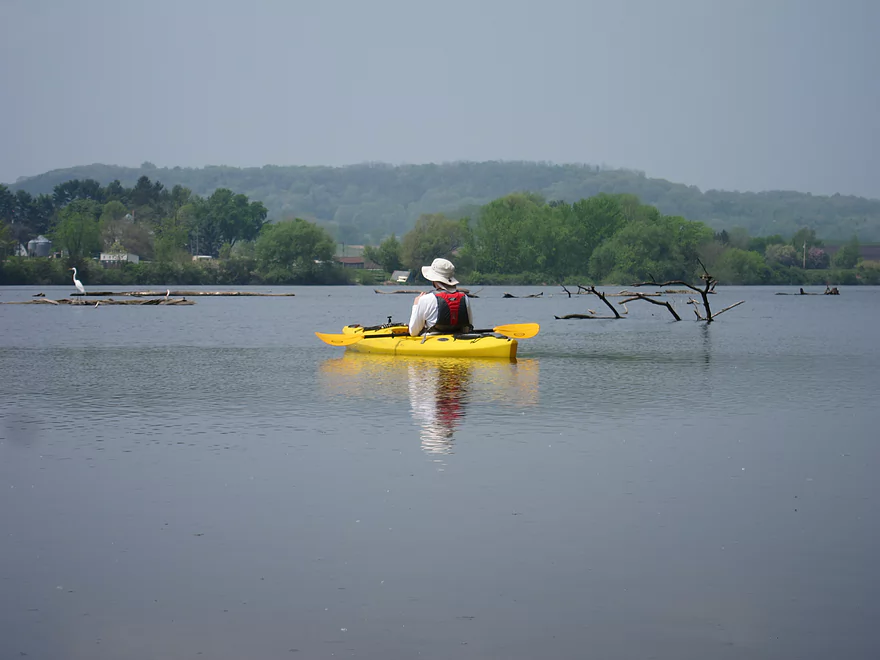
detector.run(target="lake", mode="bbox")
[1,284,879,660]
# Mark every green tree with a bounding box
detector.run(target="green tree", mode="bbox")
[364,234,403,272]
[401,213,465,271]
[831,235,860,269]
[0,220,15,258]
[52,200,101,260]
[201,188,268,254]
[713,248,770,284]
[791,227,823,250]
[764,243,798,266]
[589,216,713,283]
[255,218,336,282]
[0,184,15,223]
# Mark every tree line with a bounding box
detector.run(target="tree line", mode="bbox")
[0,177,349,286]
[10,161,880,244]
[365,193,878,286]
[2,178,878,286]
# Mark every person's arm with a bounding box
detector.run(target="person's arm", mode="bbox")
[409,293,428,336]
[465,295,474,330]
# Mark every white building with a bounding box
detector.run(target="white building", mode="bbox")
[100,252,140,264]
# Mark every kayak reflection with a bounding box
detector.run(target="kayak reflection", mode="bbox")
[318,354,539,455]
[406,359,472,454]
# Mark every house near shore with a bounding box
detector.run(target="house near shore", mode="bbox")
[100,252,140,265]
[334,256,382,270]
[391,270,411,283]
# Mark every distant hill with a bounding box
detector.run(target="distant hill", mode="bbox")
[11,161,880,241]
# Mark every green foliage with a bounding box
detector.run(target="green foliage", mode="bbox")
[363,234,403,273]
[13,161,880,242]
[0,220,15,258]
[856,260,880,284]
[712,248,771,284]
[588,216,713,283]
[203,188,268,250]
[255,218,338,283]
[831,235,861,268]
[791,227,823,250]
[400,213,465,271]
[52,200,101,260]
[765,243,798,266]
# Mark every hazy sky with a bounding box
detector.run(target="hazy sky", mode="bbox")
[1,0,878,197]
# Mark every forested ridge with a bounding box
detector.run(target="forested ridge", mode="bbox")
[10,161,880,242]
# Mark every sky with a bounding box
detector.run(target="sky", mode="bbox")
[1,0,878,197]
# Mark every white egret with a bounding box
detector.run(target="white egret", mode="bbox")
[69,267,85,294]
[165,289,170,300]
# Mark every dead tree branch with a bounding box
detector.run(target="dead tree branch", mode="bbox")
[631,262,721,322]
[712,300,745,318]
[584,286,621,319]
[626,293,682,321]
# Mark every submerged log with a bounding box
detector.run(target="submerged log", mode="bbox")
[3,297,195,306]
[503,292,543,298]
[71,290,294,297]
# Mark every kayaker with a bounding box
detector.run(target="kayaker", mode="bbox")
[409,258,474,336]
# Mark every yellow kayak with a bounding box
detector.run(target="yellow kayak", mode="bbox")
[338,324,518,358]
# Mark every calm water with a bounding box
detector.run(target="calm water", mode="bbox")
[1,284,879,660]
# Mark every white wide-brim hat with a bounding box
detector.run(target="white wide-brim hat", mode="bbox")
[421,258,459,286]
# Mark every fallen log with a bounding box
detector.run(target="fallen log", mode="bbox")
[3,297,195,306]
[555,314,619,320]
[71,290,294,297]
[374,289,422,294]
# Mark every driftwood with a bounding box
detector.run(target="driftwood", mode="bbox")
[3,297,195,306]
[776,286,840,296]
[503,292,543,298]
[374,289,422,294]
[71,290,294,297]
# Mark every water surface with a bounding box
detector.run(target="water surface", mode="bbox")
[2,285,879,659]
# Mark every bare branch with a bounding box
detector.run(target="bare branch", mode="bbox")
[631,279,704,295]
[712,300,745,318]
[583,286,621,319]
[627,293,681,321]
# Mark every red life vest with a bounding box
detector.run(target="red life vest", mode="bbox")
[429,291,471,333]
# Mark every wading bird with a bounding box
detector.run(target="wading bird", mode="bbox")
[69,267,85,294]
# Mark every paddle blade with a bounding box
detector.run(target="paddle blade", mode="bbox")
[493,323,540,339]
[315,331,364,346]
